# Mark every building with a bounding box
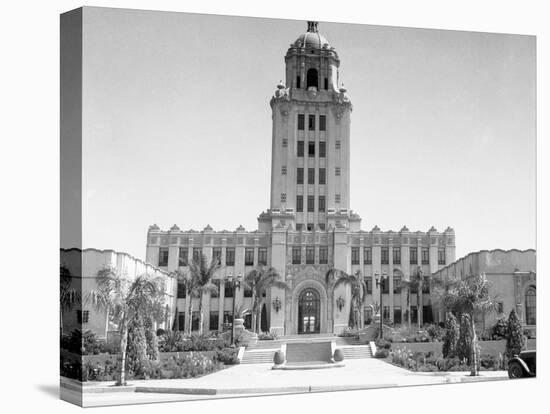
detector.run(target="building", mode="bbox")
[432,249,536,335]
[61,248,177,340]
[145,21,456,336]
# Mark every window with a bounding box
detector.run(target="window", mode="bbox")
[258,248,267,266]
[308,168,315,184]
[421,248,429,264]
[319,168,326,185]
[319,115,326,131]
[410,306,418,324]
[296,75,301,89]
[211,280,220,298]
[318,195,326,212]
[335,140,341,149]
[298,114,305,130]
[381,247,389,264]
[393,307,402,324]
[410,248,418,265]
[158,248,169,267]
[282,138,288,147]
[383,306,390,321]
[382,277,389,294]
[223,311,233,325]
[306,246,315,264]
[393,275,401,293]
[319,141,326,158]
[177,312,185,331]
[423,306,433,324]
[209,312,219,331]
[335,194,341,203]
[224,281,233,298]
[308,141,315,157]
[297,167,304,184]
[76,310,89,324]
[281,166,287,175]
[244,285,253,298]
[411,280,418,294]
[364,307,373,324]
[177,282,186,298]
[306,68,318,89]
[307,195,315,212]
[307,223,314,231]
[225,248,235,266]
[422,276,430,294]
[308,115,315,130]
[213,248,222,265]
[281,193,286,203]
[335,167,341,176]
[324,78,328,90]
[244,314,252,330]
[319,246,328,264]
[297,141,304,156]
[296,195,304,212]
[245,248,254,266]
[318,223,326,230]
[393,248,401,264]
[292,246,301,264]
[192,311,200,331]
[525,287,536,325]
[438,248,446,265]
[178,247,188,266]
[364,248,372,264]
[366,278,373,294]
[296,223,304,231]
[193,248,202,262]
[350,247,359,265]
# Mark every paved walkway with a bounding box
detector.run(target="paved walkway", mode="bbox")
[70,359,509,407]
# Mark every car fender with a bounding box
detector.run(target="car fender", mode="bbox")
[510,357,532,376]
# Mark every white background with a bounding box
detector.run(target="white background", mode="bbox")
[0,0,547,412]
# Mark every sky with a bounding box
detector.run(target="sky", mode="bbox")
[78,6,536,260]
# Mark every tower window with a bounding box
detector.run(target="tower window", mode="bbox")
[306,68,318,89]
[381,248,389,264]
[296,223,303,231]
[335,167,341,176]
[319,246,328,264]
[319,141,326,157]
[281,193,287,203]
[308,168,315,184]
[297,168,304,184]
[292,247,301,264]
[307,195,315,212]
[308,141,315,157]
[410,248,418,264]
[393,248,401,264]
[297,141,304,157]
[298,114,305,130]
[324,78,328,90]
[438,248,446,265]
[245,248,254,266]
[307,223,314,231]
[226,248,235,266]
[422,248,430,264]
[296,195,303,212]
[306,246,315,264]
[351,247,360,265]
[319,168,326,185]
[335,194,341,203]
[158,248,169,267]
[318,195,326,212]
[297,75,301,89]
[281,166,287,175]
[364,247,372,264]
[308,115,316,130]
[319,115,326,131]
[335,140,341,149]
[258,248,267,266]
[282,138,288,147]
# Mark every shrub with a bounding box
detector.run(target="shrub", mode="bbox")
[338,327,359,338]
[425,324,445,342]
[258,332,278,341]
[374,349,389,358]
[491,317,508,339]
[214,348,240,365]
[61,329,103,355]
[442,313,459,358]
[506,309,525,358]
[456,314,472,364]
[375,338,392,350]
[156,328,166,337]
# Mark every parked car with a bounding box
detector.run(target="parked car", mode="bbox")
[508,350,536,378]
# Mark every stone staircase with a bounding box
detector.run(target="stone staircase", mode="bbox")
[341,344,372,359]
[241,348,276,364]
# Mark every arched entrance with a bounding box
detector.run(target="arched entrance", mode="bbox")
[298,288,320,334]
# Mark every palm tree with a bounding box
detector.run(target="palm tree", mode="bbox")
[435,272,499,376]
[86,268,164,386]
[326,268,365,331]
[188,253,221,335]
[401,266,423,328]
[60,265,81,335]
[172,269,199,334]
[244,267,290,333]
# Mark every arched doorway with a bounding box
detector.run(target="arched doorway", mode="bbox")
[306,68,318,89]
[298,288,320,334]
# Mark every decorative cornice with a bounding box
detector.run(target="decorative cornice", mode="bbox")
[433,248,536,274]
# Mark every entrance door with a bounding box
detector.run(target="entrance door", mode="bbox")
[298,288,320,334]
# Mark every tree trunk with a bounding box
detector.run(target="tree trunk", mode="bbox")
[470,313,478,376]
[117,312,128,386]
[198,293,204,335]
[251,290,257,333]
[186,292,193,335]
[417,289,422,329]
[407,290,411,327]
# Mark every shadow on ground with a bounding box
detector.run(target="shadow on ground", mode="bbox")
[35,384,59,399]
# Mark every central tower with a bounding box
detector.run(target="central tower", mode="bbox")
[260,21,360,233]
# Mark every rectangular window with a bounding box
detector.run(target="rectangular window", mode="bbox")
[306,246,315,264]
[364,307,373,324]
[307,223,314,231]
[319,246,328,264]
[318,223,326,230]
[158,248,169,267]
[335,140,341,149]
[244,314,252,330]
[177,282,186,298]
[497,302,504,314]
[410,248,418,265]
[423,306,433,324]
[383,306,391,321]
[178,247,188,266]
[438,248,446,265]
[335,167,341,176]
[364,248,372,264]
[244,285,253,298]
[281,193,286,202]
[422,276,430,294]
[297,76,301,89]
[308,141,315,157]
[192,311,200,331]
[297,167,304,184]
[225,248,235,266]
[307,195,315,212]
[296,223,303,231]
[209,312,219,331]
[296,195,304,212]
[319,141,326,157]
[382,277,390,294]
[192,248,202,262]
[411,306,418,324]
[224,281,233,298]
[319,115,326,131]
[308,168,315,184]
[245,248,254,266]
[211,279,220,298]
[318,195,326,212]
[411,280,418,294]
[282,138,288,147]
[324,78,328,90]
[393,248,401,264]
[394,307,402,324]
[393,275,401,293]
[308,114,315,130]
[381,247,389,264]
[366,279,373,294]
[76,310,89,324]
[351,247,360,265]
[177,312,185,331]
[421,248,429,264]
[281,166,287,175]
[213,247,222,265]
[298,114,305,130]
[258,248,267,266]
[335,194,341,203]
[292,246,301,264]
[319,168,326,184]
[297,141,304,157]
[223,311,233,326]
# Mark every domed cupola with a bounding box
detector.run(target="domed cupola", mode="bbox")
[293,21,331,50]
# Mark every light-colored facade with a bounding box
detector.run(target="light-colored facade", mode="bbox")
[61,248,177,340]
[145,21,456,336]
[432,249,536,335]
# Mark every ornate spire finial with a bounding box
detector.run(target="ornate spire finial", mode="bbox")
[307,21,318,33]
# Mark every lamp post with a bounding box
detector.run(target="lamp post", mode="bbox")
[375,271,388,339]
[227,273,242,346]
